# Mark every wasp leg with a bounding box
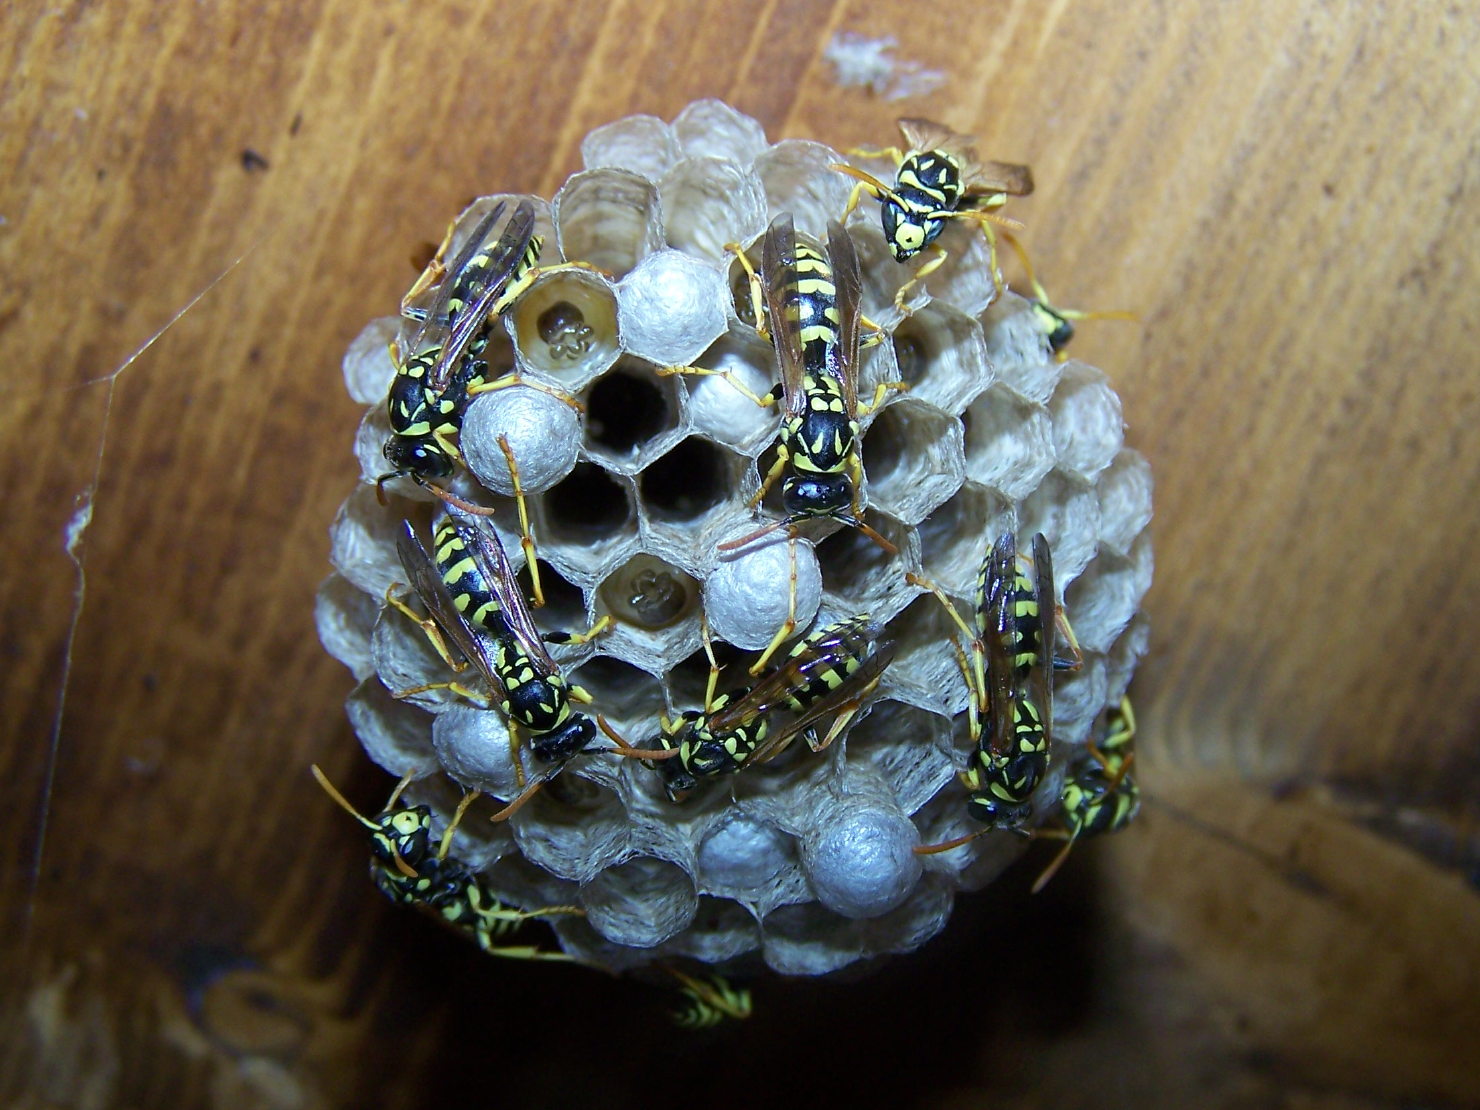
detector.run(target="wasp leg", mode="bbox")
[1000,230,1138,361]
[806,672,887,753]
[749,443,791,509]
[905,573,986,747]
[657,365,780,410]
[833,168,897,220]
[1054,607,1084,672]
[494,433,544,608]
[435,789,483,861]
[542,614,612,647]
[385,584,469,674]
[724,241,769,340]
[893,245,949,314]
[856,379,909,418]
[464,373,584,412]
[747,537,800,677]
[913,822,994,856]
[474,943,582,963]
[942,207,1024,299]
[490,260,611,317]
[858,313,890,350]
[392,678,491,706]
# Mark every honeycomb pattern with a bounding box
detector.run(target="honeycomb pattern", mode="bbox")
[317,99,1154,981]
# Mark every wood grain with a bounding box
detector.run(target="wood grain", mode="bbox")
[2,0,1477,1106]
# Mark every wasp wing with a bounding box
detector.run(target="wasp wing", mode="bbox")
[395,520,508,700]
[896,117,977,161]
[745,639,895,767]
[980,531,1022,757]
[1027,531,1056,745]
[444,508,562,680]
[425,200,538,392]
[825,220,863,412]
[967,159,1034,198]
[761,212,809,419]
[401,202,507,361]
[707,617,884,734]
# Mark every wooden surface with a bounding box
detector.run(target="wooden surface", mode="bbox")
[3,1,1478,1107]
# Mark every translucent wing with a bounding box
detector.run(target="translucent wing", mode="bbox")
[967,159,1035,198]
[981,531,1022,756]
[401,202,506,361]
[395,520,508,701]
[744,640,895,767]
[444,508,561,680]
[707,617,886,734]
[896,117,977,161]
[825,220,863,412]
[761,212,809,418]
[1027,532,1056,744]
[426,200,538,392]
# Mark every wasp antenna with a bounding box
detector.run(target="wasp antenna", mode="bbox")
[716,517,791,553]
[489,775,549,823]
[310,764,378,831]
[913,826,992,855]
[1030,833,1081,894]
[418,479,496,517]
[839,515,898,556]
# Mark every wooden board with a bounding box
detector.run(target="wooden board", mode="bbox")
[2,0,1477,1106]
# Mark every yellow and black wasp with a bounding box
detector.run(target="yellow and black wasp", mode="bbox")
[1031,695,1140,891]
[380,200,535,495]
[311,765,583,960]
[999,230,1136,361]
[911,531,1081,852]
[380,200,587,504]
[390,510,649,819]
[647,614,894,802]
[832,118,1034,310]
[713,214,904,554]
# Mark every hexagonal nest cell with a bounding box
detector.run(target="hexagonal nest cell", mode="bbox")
[321,100,1153,994]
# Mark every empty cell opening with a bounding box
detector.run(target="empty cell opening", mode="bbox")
[815,516,904,600]
[570,654,665,723]
[886,593,972,712]
[665,638,749,711]
[598,553,700,631]
[891,326,930,389]
[641,438,729,521]
[543,463,632,544]
[663,162,756,260]
[517,559,587,635]
[914,485,1013,597]
[583,363,673,458]
[540,773,616,812]
[556,172,658,279]
[860,403,909,484]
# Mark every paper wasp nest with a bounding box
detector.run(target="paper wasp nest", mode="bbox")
[318,101,1153,978]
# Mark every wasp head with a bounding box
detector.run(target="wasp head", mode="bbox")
[529,714,597,764]
[882,201,945,262]
[382,435,455,482]
[782,472,852,517]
